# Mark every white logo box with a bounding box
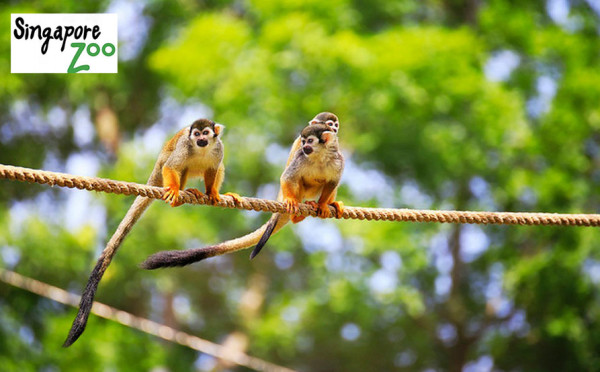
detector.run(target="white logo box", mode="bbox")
[11,13,118,73]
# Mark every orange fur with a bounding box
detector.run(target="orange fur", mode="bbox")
[162,166,183,206]
[163,128,186,153]
[204,166,222,204]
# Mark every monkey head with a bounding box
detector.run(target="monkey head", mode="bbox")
[309,112,339,134]
[300,124,337,156]
[189,119,224,148]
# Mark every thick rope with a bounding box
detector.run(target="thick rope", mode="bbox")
[1,163,599,227]
[0,268,295,372]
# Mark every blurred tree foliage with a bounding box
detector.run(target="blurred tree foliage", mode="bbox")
[1,0,600,371]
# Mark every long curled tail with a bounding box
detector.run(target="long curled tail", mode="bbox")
[63,196,153,347]
[140,213,290,269]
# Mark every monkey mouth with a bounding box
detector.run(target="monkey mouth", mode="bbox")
[302,146,313,155]
[197,139,208,147]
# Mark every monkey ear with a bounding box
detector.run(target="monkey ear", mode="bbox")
[309,119,319,125]
[214,124,224,136]
[321,131,336,143]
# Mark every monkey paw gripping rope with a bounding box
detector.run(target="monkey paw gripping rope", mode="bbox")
[1,163,600,227]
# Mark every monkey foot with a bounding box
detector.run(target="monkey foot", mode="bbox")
[330,201,344,219]
[316,202,332,219]
[186,188,204,199]
[285,199,299,215]
[163,186,182,207]
[291,215,306,224]
[224,192,243,206]
[291,201,316,222]
[207,189,221,205]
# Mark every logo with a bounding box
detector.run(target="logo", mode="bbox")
[11,14,118,73]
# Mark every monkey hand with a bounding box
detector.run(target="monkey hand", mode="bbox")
[284,198,299,215]
[330,201,344,219]
[316,201,344,219]
[163,186,182,207]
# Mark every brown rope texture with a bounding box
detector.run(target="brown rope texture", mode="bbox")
[1,163,599,227]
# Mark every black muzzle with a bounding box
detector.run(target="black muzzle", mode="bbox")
[302,146,313,155]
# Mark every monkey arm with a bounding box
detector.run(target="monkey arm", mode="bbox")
[162,165,184,207]
[178,169,189,190]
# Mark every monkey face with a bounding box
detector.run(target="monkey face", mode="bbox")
[324,119,339,133]
[300,124,336,156]
[189,120,224,148]
[301,135,319,155]
[309,112,340,134]
[190,126,213,147]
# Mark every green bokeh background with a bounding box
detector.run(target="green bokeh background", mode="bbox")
[1,0,600,371]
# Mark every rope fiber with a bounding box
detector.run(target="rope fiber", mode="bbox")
[1,163,599,227]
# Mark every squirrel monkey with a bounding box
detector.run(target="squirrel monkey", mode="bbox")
[141,121,344,269]
[285,112,340,167]
[64,119,238,347]
[279,112,341,225]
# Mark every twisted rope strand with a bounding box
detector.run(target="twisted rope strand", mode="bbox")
[1,163,599,227]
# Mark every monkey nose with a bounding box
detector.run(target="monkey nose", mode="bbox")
[302,146,313,155]
[197,139,208,147]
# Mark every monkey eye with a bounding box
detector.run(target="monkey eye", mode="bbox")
[193,130,201,136]
[307,138,314,144]
[203,130,209,135]
[301,139,306,145]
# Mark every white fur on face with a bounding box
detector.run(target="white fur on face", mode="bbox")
[190,127,202,138]
[189,125,219,149]
[308,118,339,133]
[190,127,214,139]
[325,120,339,133]
[302,135,320,147]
